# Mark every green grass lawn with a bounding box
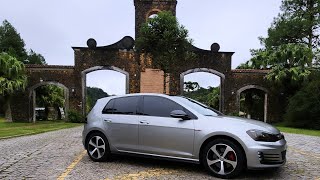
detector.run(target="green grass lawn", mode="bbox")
[0,117,82,139]
[276,126,320,137]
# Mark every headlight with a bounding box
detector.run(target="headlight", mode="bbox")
[246,129,284,142]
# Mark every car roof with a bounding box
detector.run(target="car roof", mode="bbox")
[97,93,173,103]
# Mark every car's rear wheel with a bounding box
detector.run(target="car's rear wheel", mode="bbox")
[86,132,111,162]
[201,139,245,179]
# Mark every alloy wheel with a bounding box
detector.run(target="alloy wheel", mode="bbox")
[88,136,106,159]
[206,143,238,175]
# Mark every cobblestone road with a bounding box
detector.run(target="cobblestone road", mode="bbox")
[0,126,319,180]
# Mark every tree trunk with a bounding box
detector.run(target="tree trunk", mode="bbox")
[4,96,12,122]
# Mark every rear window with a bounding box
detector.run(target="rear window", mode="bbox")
[102,99,115,114]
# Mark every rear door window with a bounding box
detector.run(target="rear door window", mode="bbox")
[113,96,139,115]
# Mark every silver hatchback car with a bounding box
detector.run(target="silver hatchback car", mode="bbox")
[82,93,286,178]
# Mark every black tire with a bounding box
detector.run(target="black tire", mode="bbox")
[201,138,246,179]
[86,132,111,162]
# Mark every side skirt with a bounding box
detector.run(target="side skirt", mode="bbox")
[113,150,200,164]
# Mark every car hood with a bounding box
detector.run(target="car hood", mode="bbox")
[206,115,280,134]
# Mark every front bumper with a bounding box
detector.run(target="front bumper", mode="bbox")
[246,139,287,169]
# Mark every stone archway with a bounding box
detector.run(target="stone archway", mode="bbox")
[81,66,130,115]
[236,85,269,122]
[180,68,226,112]
[29,81,69,123]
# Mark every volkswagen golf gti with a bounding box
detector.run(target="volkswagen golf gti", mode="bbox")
[82,93,286,178]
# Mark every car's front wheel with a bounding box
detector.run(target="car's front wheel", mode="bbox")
[86,132,111,162]
[201,139,245,179]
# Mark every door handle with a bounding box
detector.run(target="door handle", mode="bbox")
[139,120,149,125]
[104,119,112,123]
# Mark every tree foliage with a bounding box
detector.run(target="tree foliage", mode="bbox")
[0,52,27,121]
[237,0,320,126]
[0,20,46,64]
[35,85,65,120]
[240,0,320,71]
[0,52,27,96]
[262,0,320,50]
[26,49,46,64]
[36,85,65,108]
[0,20,27,62]
[284,73,320,129]
[86,87,109,113]
[242,43,313,83]
[135,11,195,93]
[240,89,265,121]
[184,81,200,92]
[184,86,220,110]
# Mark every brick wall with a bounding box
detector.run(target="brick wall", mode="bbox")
[140,68,169,94]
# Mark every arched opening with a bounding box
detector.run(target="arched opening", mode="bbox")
[236,85,268,122]
[146,9,161,20]
[29,82,69,123]
[180,68,225,112]
[82,66,129,115]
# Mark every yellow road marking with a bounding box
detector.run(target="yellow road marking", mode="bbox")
[57,150,87,180]
[106,168,178,180]
[288,146,320,159]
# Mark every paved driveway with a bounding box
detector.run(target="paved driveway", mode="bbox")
[0,126,319,180]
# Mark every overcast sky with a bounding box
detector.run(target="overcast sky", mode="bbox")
[0,0,281,95]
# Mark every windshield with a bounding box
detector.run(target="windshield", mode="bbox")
[172,96,223,116]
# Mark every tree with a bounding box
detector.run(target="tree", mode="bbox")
[246,43,313,83]
[262,0,320,52]
[183,86,220,110]
[86,87,109,113]
[241,0,320,71]
[135,11,195,94]
[0,20,27,62]
[237,1,320,122]
[0,20,46,64]
[0,52,27,121]
[184,81,200,92]
[26,49,46,64]
[284,72,320,129]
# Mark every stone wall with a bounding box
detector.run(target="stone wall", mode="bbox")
[134,0,177,39]
[10,40,282,122]
[11,65,76,122]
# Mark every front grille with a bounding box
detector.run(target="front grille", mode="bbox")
[258,151,286,165]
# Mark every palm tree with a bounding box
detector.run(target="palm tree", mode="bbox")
[0,52,27,121]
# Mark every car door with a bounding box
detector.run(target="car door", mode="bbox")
[101,96,140,152]
[138,95,195,158]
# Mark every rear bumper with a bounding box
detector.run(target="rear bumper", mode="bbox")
[246,139,287,169]
[82,124,88,149]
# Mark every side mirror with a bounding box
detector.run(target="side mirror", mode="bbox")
[170,110,190,120]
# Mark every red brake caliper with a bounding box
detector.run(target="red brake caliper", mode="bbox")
[228,152,236,161]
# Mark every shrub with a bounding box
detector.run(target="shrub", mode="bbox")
[284,75,320,130]
[68,110,85,123]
